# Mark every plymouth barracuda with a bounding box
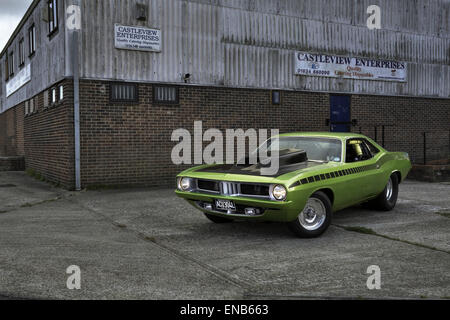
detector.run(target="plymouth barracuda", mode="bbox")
[175,132,412,238]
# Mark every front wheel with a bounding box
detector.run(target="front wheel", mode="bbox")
[287,191,332,238]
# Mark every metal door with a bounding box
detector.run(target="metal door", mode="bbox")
[330,95,351,132]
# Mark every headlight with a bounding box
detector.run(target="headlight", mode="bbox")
[272,184,287,201]
[177,177,193,191]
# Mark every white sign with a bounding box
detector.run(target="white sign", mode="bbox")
[295,52,407,82]
[6,63,31,97]
[114,24,161,52]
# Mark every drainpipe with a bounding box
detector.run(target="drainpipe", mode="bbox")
[73,29,81,191]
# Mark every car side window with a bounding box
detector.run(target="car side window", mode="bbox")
[363,139,380,155]
[346,139,373,163]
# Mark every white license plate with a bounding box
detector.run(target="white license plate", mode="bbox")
[215,199,236,211]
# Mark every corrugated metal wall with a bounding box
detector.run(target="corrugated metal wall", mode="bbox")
[2,0,449,114]
[80,0,450,98]
[0,0,66,113]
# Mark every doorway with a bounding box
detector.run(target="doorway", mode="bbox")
[329,95,351,132]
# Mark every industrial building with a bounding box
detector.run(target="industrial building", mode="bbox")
[0,0,449,189]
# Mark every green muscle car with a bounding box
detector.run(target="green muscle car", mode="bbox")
[175,132,412,238]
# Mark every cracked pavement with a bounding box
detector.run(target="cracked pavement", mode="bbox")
[0,172,449,299]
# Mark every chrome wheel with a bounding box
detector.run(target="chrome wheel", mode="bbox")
[386,178,393,201]
[298,198,327,231]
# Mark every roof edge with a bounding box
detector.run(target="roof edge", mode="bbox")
[0,0,41,58]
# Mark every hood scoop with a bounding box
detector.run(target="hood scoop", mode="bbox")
[238,149,308,169]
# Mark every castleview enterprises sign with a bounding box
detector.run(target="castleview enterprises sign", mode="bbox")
[6,63,31,97]
[115,24,161,52]
[295,52,407,82]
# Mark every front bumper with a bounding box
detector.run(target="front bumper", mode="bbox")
[175,190,306,222]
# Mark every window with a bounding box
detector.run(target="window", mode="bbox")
[30,98,35,113]
[28,25,36,56]
[59,85,64,100]
[110,83,138,103]
[43,90,49,107]
[48,0,58,35]
[51,87,57,104]
[153,86,179,104]
[19,39,25,67]
[4,57,8,81]
[271,90,281,105]
[345,139,373,163]
[8,51,14,76]
[364,139,380,155]
[25,100,29,115]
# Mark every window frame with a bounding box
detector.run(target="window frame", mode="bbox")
[28,24,36,57]
[153,85,179,104]
[4,56,8,81]
[59,85,64,101]
[345,138,374,163]
[271,90,281,105]
[362,139,380,155]
[48,0,59,36]
[19,38,25,67]
[8,51,14,77]
[109,82,139,104]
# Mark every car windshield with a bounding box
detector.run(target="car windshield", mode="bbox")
[258,136,342,162]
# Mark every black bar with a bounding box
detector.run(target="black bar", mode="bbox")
[374,126,378,142]
[382,125,385,148]
[423,132,427,165]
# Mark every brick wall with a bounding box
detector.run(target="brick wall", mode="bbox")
[352,95,450,164]
[0,103,24,156]
[23,79,75,188]
[1,78,449,189]
[78,80,332,188]
[79,80,449,188]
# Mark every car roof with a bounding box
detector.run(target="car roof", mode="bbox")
[277,132,367,140]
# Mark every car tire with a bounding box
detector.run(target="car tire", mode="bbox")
[203,212,233,223]
[287,191,332,238]
[371,174,399,211]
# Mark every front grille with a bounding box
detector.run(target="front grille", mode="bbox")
[240,184,270,196]
[221,181,239,196]
[194,179,270,199]
[197,179,220,192]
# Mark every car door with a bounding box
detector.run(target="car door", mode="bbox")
[342,138,379,204]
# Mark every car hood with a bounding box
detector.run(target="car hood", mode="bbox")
[180,161,343,185]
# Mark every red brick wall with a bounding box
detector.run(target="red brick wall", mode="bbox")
[23,79,75,188]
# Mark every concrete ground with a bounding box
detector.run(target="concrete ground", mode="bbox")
[0,171,449,300]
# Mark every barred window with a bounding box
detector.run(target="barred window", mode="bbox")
[153,86,179,104]
[110,83,138,103]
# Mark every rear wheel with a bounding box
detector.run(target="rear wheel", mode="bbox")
[203,212,233,223]
[287,191,332,238]
[370,174,399,211]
